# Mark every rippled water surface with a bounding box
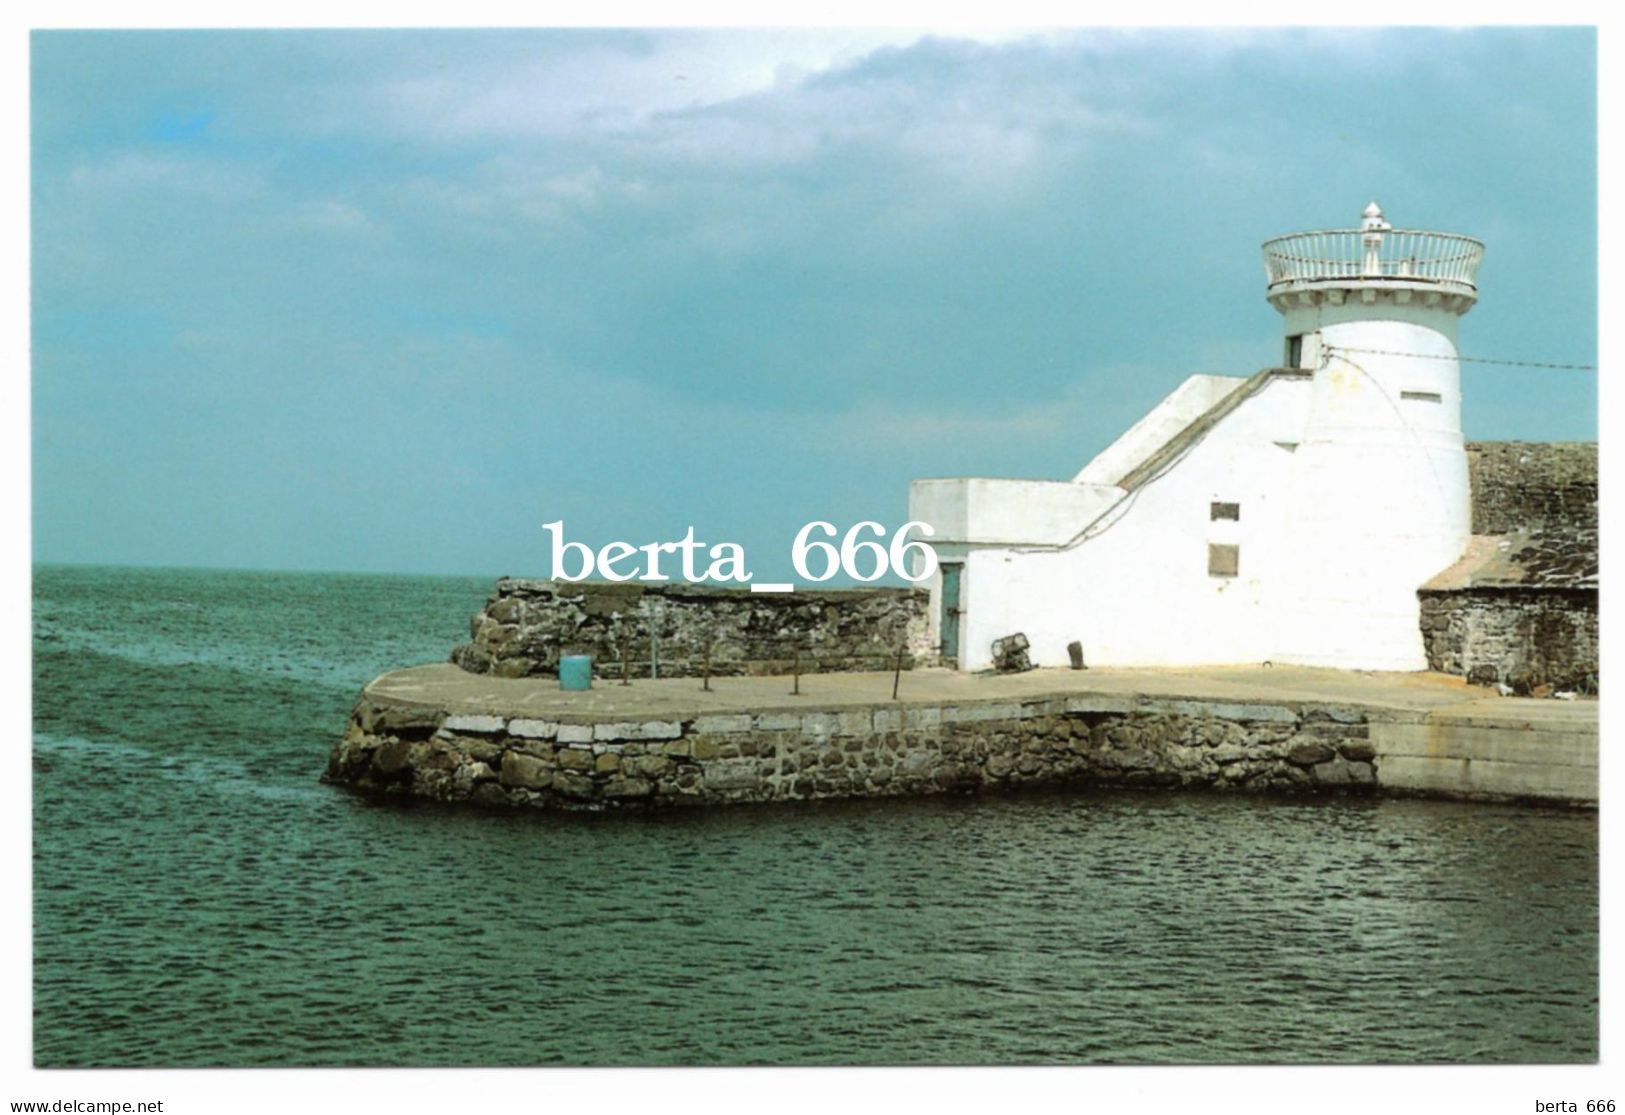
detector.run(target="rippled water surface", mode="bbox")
[33,565,1598,1066]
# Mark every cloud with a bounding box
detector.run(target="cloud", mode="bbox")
[358,28,1052,142]
[63,150,265,201]
[30,27,1596,575]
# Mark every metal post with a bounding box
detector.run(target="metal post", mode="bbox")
[892,648,903,701]
[650,603,661,681]
[792,649,801,696]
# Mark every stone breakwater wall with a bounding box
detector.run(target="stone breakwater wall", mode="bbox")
[1419,443,1600,692]
[1420,588,1598,694]
[451,580,934,680]
[1466,441,1596,535]
[326,692,1387,811]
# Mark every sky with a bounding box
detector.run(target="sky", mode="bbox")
[30,27,1598,579]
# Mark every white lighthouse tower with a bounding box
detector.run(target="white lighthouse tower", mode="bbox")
[1263,202,1483,669]
[909,201,1484,673]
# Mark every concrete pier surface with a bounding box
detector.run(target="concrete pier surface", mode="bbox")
[364,661,1590,723]
[332,663,1597,810]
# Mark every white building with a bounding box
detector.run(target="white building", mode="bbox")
[909,203,1484,672]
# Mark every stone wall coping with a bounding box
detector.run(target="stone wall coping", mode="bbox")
[493,578,929,603]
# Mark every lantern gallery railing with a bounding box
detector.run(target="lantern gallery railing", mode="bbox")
[1262,228,1484,291]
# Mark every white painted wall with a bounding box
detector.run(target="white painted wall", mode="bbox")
[908,212,1476,673]
[1271,303,1471,669]
[944,372,1315,669]
[909,477,1124,547]
[1074,374,1249,485]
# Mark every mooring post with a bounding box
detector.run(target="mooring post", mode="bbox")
[650,603,660,681]
[702,638,712,692]
[892,648,903,700]
[792,648,801,696]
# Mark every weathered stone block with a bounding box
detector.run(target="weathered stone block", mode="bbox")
[1164,700,1298,724]
[461,738,502,764]
[944,703,1024,724]
[704,759,763,791]
[556,749,595,772]
[361,701,442,735]
[635,754,675,779]
[1339,740,1377,762]
[508,718,558,740]
[899,750,937,776]
[834,710,871,736]
[1287,741,1336,766]
[594,720,683,742]
[556,723,594,744]
[1311,757,1353,786]
[552,772,596,799]
[420,746,460,772]
[491,658,536,679]
[453,760,497,792]
[1302,706,1366,724]
[905,706,943,731]
[372,739,413,776]
[488,597,524,625]
[500,751,553,790]
[800,712,838,737]
[468,782,513,807]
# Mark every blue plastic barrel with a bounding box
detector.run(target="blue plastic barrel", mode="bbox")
[558,655,593,691]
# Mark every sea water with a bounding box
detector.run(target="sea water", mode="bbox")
[31,565,1598,1066]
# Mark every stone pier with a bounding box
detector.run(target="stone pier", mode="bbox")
[324,664,1596,811]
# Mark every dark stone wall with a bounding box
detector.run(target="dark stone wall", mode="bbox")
[327,693,1378,812]
[1467,442,1597,534]
[1422,443,1600,691]
[451,579,935,679]
[1419,587,1598,693]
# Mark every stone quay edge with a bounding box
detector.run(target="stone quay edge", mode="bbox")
[324,663,1597,812]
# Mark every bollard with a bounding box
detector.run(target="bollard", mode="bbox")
[892,648,903,700]
[792,649,801,696]
[650,601,662,680]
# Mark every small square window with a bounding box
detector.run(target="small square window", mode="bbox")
[1210,501,1240,521]
[1208,543,1239,577]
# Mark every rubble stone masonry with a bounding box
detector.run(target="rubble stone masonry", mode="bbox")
[451,579,934,680]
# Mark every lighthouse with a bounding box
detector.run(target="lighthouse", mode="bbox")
[1263,202,1482,669]
[908,202,1484,672]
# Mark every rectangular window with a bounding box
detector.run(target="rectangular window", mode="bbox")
[1210,501,1240,521]
[1285,334,1304,368]
[1208,543,1239,577]
[1400,390,1442,403]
